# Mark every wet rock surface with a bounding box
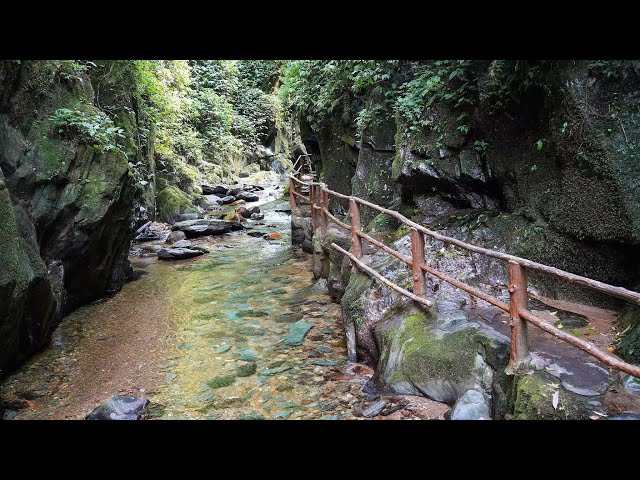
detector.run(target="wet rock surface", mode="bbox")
[172,219,244,238]
[158,248,204,261]
[86,395,149,420]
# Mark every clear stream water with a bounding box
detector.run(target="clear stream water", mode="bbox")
[1,195,370,420]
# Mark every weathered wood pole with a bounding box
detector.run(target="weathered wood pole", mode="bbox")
[310,184,317,233]
[411,228,426,296]
[289,178,296,210]
[320,188,328,236]
[508,260,529,371]
[349,198,362,259]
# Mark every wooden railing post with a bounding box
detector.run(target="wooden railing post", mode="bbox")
[310,184,317,233]
[289,177,296,210]
[508,260,529,371]
[349,198,362,259]
[411,228,426,296]
[320,187,328,236]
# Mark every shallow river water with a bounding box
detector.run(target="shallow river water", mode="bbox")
[1,198,367,419]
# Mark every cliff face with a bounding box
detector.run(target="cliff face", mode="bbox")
[299,60,640,417]
[0,61,143,375]
[303,60,640,299]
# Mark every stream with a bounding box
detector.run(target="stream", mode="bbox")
[1,177,449,420]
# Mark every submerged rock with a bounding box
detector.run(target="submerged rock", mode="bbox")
[206,375,236,389]
[234,348,258,362]
[201,194,223,208]
[86,396,149,420]
[275,312,304,323]
[236,361,257,377]
[158,248,204,260]
[283,320,315,346]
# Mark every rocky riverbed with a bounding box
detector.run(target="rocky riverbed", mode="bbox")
[0,175,447,420]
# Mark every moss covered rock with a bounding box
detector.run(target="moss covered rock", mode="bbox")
[156,186,196,224]
[513,370,594,420]
[0,171,57,375]
[616,304,640,364]
[375,308,479,404]
[0,60,142,374]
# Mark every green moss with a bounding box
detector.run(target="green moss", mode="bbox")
[236,362,257,377]
[616,305,640,364]
[391,130,403,180]
[366,213,398,233]
[391,311,477,385]
[513,370,592,420]
[156,185,195,223]
[34,136,74,180]
[392,224,411,241]
[206,375,236,389]
[341,270,373,328]
[0,184,21,289]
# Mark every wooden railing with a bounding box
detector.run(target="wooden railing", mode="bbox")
[288,174,640,378]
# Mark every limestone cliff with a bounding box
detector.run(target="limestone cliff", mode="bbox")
[0,61,143,375]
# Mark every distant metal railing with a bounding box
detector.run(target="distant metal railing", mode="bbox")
[288,173,640,378]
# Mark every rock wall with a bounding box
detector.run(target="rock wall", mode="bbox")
[0,61,144,375]
[298,60,640,417]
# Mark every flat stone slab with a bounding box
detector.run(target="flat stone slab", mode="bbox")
[282,320,315,346]
[172,219,244,238]
[173,239,193,248]
[158,248,204,260]
[202,184,228,196]
[363,400,386,418]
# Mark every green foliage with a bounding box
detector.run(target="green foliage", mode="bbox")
[281,60,477,141]
[474,140,489,152]
[49,108,125,153]
[588,60,634,80]
[480,60,560,111]
[237,60,283,92]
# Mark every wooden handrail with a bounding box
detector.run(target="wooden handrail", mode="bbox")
[292,176,640,378]
[311,182,640,305]
[332,243,433,308]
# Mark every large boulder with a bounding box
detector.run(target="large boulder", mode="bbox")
[202,184,228,196]
[236,191,259,202]
[156,185,197,224]
[172,218,244,238]
[158,247,204,260]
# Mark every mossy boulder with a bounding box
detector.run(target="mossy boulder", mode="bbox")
[375,308,479,404]
[0,171,57,375]
[513,370,594,420]
[156,186,196,224]
[616,304,640,364]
